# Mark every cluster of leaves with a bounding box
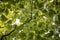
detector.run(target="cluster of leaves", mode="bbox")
[0,0,60,40]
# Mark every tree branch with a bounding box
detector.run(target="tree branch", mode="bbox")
[0,27,16,40]
[0,0,33,40]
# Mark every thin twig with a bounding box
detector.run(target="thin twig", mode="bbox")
[0,0,33,40]
[0,27,16,40]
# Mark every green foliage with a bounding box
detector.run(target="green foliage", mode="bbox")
[0,0,60,40]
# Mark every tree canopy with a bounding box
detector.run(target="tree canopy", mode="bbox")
[0,0,60,40]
